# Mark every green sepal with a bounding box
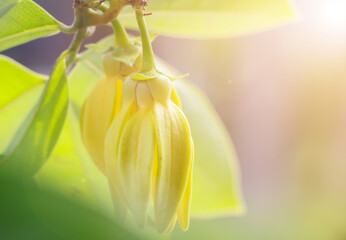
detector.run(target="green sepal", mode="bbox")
[156,68,190,81]
[130,69,159,81]
[86,36,141,68]
[85,42,113,53]
[133,33,159,44]
[110,44,141,67]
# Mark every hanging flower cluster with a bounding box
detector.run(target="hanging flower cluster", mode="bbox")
[81,3,194,234]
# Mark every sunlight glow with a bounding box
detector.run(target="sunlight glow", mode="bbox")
[317,1,346,35]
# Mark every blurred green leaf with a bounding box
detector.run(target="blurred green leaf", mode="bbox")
[119,0,298,38]
[0,55,46,156]
[0,84,44,155]
[35,104,160,240]
[0,178,143,240]
[0,0,60,52]
[0,54,68,179]
[0,55,45,109]
[69,49,104,109]
[157,59,246,218]
[35,108,114,219]
[71,39,245,218]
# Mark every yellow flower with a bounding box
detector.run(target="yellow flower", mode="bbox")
[105,74,194,234]
[80,53,141,174]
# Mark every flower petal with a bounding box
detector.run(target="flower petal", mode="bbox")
[165,215,177,234]
[177,140,194,231]
[108,180,127,221]
[111,80,124,119]
[170,85,182,108]
[117,110,155,227]
[81,77,119,174]
[174,79,246,217]
[104,102,133,210]
[153,101,193,233]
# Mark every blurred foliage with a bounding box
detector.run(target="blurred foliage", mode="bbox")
[0,54,68,179]
[35,108,114,218]
[119,0,298,38]
[0,55,45,109]
[0,177,143,240]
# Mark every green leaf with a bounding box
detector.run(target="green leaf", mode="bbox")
[0,0,60,52]
[0,55,46,155]
[68,50,104,109]
[0,84,44,155]
[119,0,298,38]
[0,55,45,109]
[35,109,114,219]
[0,0,17,16]
[156,59,246,218]
[0,53,69,179]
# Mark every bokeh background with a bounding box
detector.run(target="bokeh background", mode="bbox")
[2,0,346,239]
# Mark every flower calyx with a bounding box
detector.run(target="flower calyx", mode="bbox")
[102,46,142,78]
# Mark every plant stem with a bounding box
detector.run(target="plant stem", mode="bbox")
[66,28,88,67]
[135,9,155,72]
[60,0,129,33]
[111,19,131,47]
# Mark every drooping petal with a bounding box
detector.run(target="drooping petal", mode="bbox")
[117,110,155,227]
[111,80,124,119]
[81,76,120,174]
[177,140,194,231]
[153,101,193,233]
[170,85,182,108]
[104,102,133,204]
[108,180,127,221]
[174,79,245,217]
[165,215,177,234]
[151,145,158,200]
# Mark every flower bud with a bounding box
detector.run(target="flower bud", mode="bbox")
[105,73,193,233]
[81,76,120,174]
[81,52,142,174]
[148,75,171,104]
[136,82,154,109]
